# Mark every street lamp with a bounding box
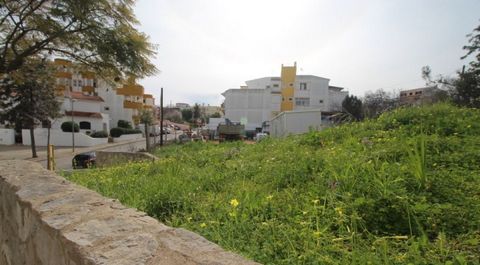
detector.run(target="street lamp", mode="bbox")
[70,97,77,153]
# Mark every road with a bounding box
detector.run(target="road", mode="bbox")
[0,132,181,170]
[52,132,180,170]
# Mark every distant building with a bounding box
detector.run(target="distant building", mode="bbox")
[54,59,156,128]
[175,103,190,109]
[399,86,445,105]
[222,62,348,132]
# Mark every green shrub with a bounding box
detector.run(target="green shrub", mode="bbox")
[90,131,108,138]
[117,120,133,129]
[110,127,142,137]
[61,121,79,132]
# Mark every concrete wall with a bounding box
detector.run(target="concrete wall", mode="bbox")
[0,160,258,265]
[96,151,157,168]
[270,109,324,137]
[22,129,108,147]
[0,128,15,145]
[112,133,143,143]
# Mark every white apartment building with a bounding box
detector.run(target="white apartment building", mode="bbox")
[53,91,110,133]
[222,63,348,132]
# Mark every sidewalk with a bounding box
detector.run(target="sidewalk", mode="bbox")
[0,138,146,162]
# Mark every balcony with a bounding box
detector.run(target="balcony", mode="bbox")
[54,59,72,66]
[116,84,144,96]
[124,100,144,109]
[55,71,72,78]
[82,85,95,93]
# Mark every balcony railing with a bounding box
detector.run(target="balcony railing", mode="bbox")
[124,100,144,109]
[82,85,95,93]
[116,84,144,96]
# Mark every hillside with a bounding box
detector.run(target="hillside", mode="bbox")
[67,104,480,264]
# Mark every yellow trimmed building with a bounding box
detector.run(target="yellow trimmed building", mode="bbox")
[53,59,156,128]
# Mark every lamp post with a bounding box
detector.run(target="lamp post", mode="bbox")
[70,97,77,153]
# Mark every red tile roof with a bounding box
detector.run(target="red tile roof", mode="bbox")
[66,91,104,102]
[65,111,103,119]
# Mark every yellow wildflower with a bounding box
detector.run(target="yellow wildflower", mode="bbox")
[312,199,319,204]
[200,222,207,228]
[266,195,273,200]
[230,199,239,208]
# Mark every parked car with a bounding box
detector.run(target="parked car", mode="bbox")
[72,152,96,169]
[255,133,269,142]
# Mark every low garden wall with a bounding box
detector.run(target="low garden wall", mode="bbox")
[22,128,108,147]
[0,128,15,145]
[0,160,258,265]
[112,133,144,143]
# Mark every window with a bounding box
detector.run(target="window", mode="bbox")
[289,83,293,87]
[273,84,279,88]
[409,92,413,96]
[415,91,422,95]
[282,97,285,101]
[319,99,324,103]
[78,80,83,86]
[295,97,310,107]
[266,85,270,88]
[289,97,292,101]
[73,80,77,86]
[299,83,307,90]
[104,106,110,111]
[79,121,91,130]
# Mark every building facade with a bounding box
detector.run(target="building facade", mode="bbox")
[53,59,156,130]
[399,86,444,105]
[222,63,348,131]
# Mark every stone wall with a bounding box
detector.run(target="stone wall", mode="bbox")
[96,151,158,168]
[0,160,258,265]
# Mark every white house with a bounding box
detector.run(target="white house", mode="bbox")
[53,91,110,134]
[222,63,348,132]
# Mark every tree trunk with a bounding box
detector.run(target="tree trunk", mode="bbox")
[30,126,37,158]
[145,123,150,151]
[47,123,51,169]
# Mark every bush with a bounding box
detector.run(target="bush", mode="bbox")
[61,121,79,132]
[117,120,133,129]
[110,127,142,137]
[90,131,108,138]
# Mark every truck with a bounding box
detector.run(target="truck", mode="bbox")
[217,120,244,142]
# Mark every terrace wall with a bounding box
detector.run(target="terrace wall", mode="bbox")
[0,160,258,265]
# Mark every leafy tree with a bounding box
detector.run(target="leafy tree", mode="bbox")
[362,89,396,119]
[139,109,153,151]
[0,58,60,158]
[181,108,193,122]
[462,23,480,73]
[342,95,363,121]
[452,71,480,108]
[210,112,222,118]
[0,0,157,78]
[193,103,201,121]
[419,23,480,108]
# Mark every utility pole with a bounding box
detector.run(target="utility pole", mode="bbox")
[70,97,76,153]
[160,87,164,146]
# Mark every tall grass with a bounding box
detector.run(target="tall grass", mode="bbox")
[66,104,480,264]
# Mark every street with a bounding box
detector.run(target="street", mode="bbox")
[0,131,181,170]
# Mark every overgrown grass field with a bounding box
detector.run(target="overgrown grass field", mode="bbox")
[66,104,480,264]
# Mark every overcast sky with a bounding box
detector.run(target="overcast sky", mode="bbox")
[134,0,480,106]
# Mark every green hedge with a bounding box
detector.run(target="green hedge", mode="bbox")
[61,121,79,132]
[117,120,133,129]
[90,131,108,138]
[110,127,142,138]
